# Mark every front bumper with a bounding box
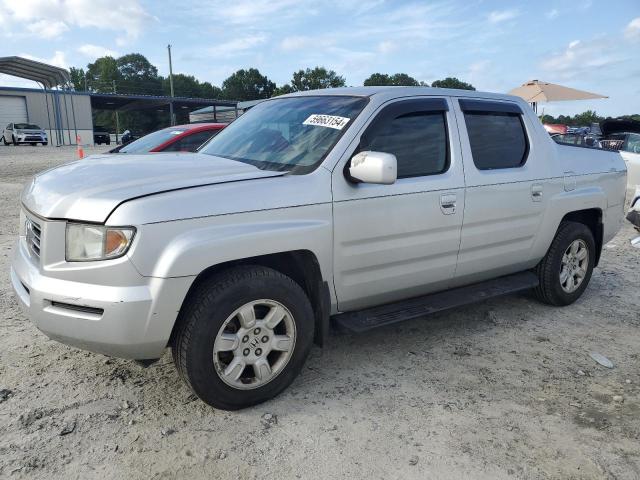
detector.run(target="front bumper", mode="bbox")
[10,235,194,359]
[16,134,46,143]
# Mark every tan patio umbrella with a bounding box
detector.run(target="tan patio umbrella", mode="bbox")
[508,79,607,112]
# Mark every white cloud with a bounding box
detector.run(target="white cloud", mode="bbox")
[26,20,68,38]
[280,36,313,51]
[214,0,301,25]
[0,0,155,41]
[77,44,119,58]
[208,35,267,58]
[546,9,559,19]
[540,38,622,80]
[488,9,519,24]
[377,41,397,54]
[625,17,640,41]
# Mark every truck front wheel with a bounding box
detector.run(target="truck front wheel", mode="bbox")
[172,265,314,410]
[533,221,595,306]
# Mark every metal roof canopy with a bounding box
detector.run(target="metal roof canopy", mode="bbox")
[0,56,70,89]
[90,92,237,112]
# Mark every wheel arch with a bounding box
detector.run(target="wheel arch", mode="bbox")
[560,208,603,266]
[169,250,331,348]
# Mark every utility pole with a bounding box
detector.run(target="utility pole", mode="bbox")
[167,44,175,126]
[84,72,88,92]
[113,80,120,144]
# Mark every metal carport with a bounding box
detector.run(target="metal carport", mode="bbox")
[0,56,78,146]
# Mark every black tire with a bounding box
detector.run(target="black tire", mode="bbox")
[1,136,6,146]
[42,142,48,146]
[106,139,111,145]
[12,135,17,146]
[172,265,314,410]
[533,221,595,306]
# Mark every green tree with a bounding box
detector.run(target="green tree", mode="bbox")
[85,56,119,93]
[161,74,222,98]
[572,110,602,126]
[221,68,275,100]
[69,67,86,91]
[431,77,475,90]
[290,67,345,91]
[272,84,294,97]
[364,73,419,86]
[116,53,162,95]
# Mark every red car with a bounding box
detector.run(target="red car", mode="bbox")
[111,123,226,154]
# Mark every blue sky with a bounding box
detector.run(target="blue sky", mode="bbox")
[1,0,639,116]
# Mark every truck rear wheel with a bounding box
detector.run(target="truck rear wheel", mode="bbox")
[533,221,595,306]
[172,265,314,410]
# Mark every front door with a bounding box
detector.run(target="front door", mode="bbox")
[332,97,465,311]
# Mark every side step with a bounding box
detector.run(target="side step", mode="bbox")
[333,271,539,333]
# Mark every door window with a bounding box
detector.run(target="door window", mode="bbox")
[460,100,528,170]
[359,99,449,178]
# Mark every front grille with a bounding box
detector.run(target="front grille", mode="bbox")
[26,218,42,259]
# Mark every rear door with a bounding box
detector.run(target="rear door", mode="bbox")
[332,97,465,311]
[452,98,549,285]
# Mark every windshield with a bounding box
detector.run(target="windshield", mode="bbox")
[200,95,368,173]
[15,123,41,130]
[118,128,187,153]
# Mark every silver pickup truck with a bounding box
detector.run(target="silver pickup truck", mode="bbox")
[11,87,627,409]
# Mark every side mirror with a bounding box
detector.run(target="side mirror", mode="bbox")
[348,151,397,185]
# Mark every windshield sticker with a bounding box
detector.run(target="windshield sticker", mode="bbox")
[303,114,350,130]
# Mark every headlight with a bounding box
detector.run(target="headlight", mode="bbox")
[66,224,135,261]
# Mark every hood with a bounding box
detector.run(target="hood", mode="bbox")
[22,153,285,223]
[600,119,640,136]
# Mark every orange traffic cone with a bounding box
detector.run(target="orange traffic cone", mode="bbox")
[76,135,84,159]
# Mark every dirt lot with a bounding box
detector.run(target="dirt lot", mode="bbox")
[1,146,639,479]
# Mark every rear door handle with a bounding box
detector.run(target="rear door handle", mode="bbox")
[440,193,457,214]
[531,184,543,202]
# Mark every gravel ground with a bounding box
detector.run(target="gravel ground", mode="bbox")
[1,146,639,480]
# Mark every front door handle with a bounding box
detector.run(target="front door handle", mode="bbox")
[440,193,457,214]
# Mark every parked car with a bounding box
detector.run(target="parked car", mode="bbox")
[109,123,225,154]
[599,119,640,189]
[543,123,567,135]
[628,188,640,250]
[2,123,48,146]
[93,126,110,145]
[551,132,600,148]
[11,87,627,410]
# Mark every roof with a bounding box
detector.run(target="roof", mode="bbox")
[168,123,226,131]
[278,86,524,103]
[90,92,237,112]
[0,56,70,89]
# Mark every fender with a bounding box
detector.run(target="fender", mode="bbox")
[127,204,335,289]
[529,182,607,262]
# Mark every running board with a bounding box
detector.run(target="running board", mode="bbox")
[333,271,539,333]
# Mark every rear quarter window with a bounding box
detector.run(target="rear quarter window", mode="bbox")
[462,106,528,170]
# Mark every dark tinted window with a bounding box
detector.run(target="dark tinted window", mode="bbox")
[463,111,527,169]
[363,111,448,178]
[162,130,219,152]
